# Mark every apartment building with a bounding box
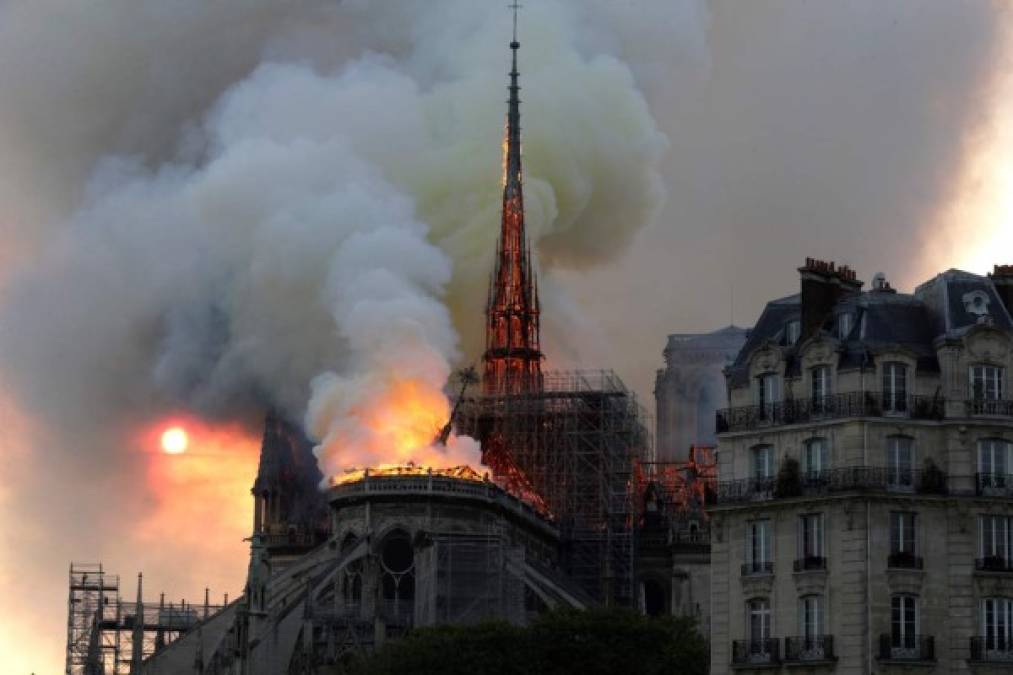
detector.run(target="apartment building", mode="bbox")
[710,260,1013,673]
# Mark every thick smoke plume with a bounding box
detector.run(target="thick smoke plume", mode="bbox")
[1,2,1008,672]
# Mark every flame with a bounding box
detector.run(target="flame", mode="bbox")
[331,463,485,486]
[313,376,486,484]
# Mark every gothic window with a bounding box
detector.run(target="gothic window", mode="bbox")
[379,530,415,622]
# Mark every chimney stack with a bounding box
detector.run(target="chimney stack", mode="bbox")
[990,264,1013,318]
[798,258,863,340]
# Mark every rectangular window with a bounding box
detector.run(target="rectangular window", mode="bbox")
[798,514,824,561]
[891,595,918,649]
[887,437,914,489]
[979,439,1012,484]
[749,598,772,642]
[983,598,1013,652]
[803,438,829,478]
[746,520,772,572]
[799,595,824,639]
[786,321,801,346]
[838,313,852,339]
[753,446,776,480]
[811,366,831,404]
[971,365,1005,401]
[757,373,781,420]
[882,362,908,413]
[890,512,916,554]
[980,515,1012,563]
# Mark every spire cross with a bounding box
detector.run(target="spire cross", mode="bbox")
[509,2,522,44]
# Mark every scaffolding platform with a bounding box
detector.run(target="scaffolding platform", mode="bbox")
[455,369,650,607]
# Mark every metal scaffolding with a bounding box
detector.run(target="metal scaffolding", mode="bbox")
[455,369,650,607]
[65,563,226,674]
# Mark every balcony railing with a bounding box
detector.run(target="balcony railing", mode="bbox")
[732,639,781,666]
[975,556,1013,573]
[715,465,949,504]
[970,636,1013,663]
[784,635,835,662]
[887,551,923,569]
[878,634,934,662]
[717,392,945,433]
[794,556,827,572]
[741,561,774,576]
[966,398,1013,417]
[977,473,1013,498]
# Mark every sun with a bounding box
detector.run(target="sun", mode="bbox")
[161,426,189,455]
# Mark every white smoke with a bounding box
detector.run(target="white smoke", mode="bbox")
[0,2,669,475]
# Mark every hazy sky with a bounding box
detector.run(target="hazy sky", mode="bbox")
[2,2,1012,671]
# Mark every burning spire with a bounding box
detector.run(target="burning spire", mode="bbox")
[483,3,543,396]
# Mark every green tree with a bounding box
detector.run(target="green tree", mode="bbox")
[349,608,708,675]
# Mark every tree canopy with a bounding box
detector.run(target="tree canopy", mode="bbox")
[348,609,708,675]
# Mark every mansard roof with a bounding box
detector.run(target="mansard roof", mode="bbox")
[726,269,1013,387]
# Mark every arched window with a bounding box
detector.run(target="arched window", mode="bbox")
[379,530,415,622]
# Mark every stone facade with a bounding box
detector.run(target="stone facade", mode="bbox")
[710,263,1013,674]
[656,327,748,462]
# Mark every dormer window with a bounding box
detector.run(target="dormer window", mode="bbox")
[838,312,853,339]
[786,320,801,346]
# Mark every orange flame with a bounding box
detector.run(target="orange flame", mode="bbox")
[313,376,486,484]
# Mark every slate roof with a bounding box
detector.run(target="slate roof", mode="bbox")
[726,269,1013,387]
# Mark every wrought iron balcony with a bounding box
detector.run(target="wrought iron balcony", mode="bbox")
[731,639,781,666]
[878,634,934,662]
[793,556,826,572]
[741,561,774,576]
[716,392,944,433]
[966,398,1013,417]
[970,636,1013,663]
[887,551,923,569]
[977,473,1013,497]
[975,556,1013,573]
[784,635,835,662]
[715,465,949,504]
